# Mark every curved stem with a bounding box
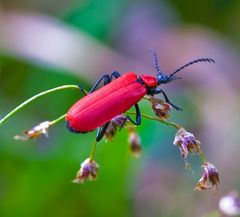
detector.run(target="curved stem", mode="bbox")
[0,85,80,125]
[125,111,181,130]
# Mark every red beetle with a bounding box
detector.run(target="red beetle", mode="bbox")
[66,50,214,142]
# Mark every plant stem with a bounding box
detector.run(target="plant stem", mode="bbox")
[125,111,181,130]
[0,85,80,125]
[198,149,207,163]
[50,114,67,126]
[89,141,97,160]
[125,111,208,163]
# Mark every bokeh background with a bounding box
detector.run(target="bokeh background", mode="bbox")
[1,1,240,217]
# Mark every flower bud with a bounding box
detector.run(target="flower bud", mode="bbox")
[149,96,172,120]
[173,127,201,158]
[105,115,127,140]
[105,121,117,140]
[72,158,99,184]
[194,162,219,191]
[128,128,141,158]
[14,121,51,140]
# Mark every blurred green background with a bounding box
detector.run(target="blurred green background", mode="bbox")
[1,1,240,217]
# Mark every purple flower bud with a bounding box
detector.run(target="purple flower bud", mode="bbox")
[72,158,99,184]
[194,162,219,191]
[112,115,127,127]
[173,128,201,158]
[105,115,127,140]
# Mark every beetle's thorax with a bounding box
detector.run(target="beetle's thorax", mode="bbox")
[137,75,158,95]
[139,75,158,87]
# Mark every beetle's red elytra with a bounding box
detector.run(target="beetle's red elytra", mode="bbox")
[66,73,146,132]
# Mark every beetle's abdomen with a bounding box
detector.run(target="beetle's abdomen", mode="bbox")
[66,73,146,132]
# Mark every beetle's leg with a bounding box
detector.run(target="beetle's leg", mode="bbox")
[154,89,182,111]
[88,75,111,93]
[96,102,139,140]
[88,71,122,94]
[120,104,141,128]
[96,122,111,142]
[77,84,88,95]
[110,71,121,79]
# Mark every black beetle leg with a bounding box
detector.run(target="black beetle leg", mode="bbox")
[154,88,182,111]
[89,71,122,94]
[96,122,111,142]
[120,104,141,129]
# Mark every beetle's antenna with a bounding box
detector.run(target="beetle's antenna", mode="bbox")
[150,48,163,74]
[169,58,215,77]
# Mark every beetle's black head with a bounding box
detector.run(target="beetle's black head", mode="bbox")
[156,73,181,85]
[150,49,215,85]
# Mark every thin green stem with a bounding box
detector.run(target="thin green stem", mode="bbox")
[126,111,208,164]
[50,114,67,126]
[89,141,97,160]
[125,111,181,130]
[0,85,80,125]
[198,149,207,163]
